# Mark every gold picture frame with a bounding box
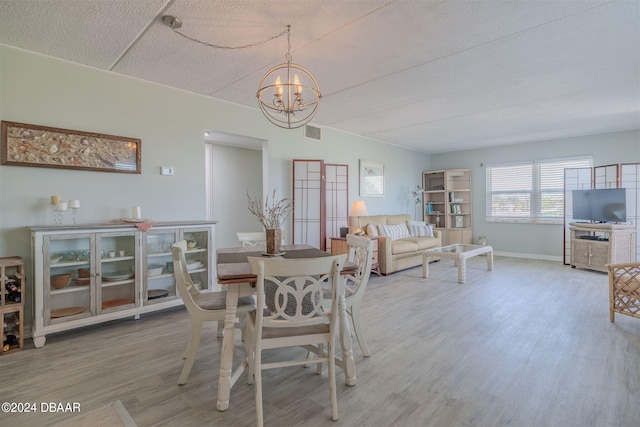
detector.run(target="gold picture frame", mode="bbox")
[1,121,141,174]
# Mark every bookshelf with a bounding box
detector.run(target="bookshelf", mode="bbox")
[423,169,472,245]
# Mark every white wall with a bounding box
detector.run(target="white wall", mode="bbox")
[210,143,263,249]
[0,45,431,327]
[431,130,640,259]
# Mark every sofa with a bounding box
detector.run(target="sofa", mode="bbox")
[348,214,441,275]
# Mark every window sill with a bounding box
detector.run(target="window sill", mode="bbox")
[486,217,563,225]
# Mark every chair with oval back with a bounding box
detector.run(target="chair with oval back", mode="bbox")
[246,254,346,426]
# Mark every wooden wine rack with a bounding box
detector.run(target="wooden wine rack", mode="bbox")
[1,257,25,355]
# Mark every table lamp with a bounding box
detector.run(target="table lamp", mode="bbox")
[350,200,368,235]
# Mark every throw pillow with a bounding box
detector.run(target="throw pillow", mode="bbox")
[377,223,410,240]
[365,223,379,236]
[407,220,433,237]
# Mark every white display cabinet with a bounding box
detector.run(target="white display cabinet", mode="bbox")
[31,221,216,348]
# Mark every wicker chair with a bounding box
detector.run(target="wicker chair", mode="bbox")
[607,262,640,322]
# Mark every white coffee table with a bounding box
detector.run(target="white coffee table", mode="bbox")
[422,244,493,283]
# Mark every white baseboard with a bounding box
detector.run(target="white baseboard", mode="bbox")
[494,251,563,262]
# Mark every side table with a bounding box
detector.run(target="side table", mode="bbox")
[330,236,381,276]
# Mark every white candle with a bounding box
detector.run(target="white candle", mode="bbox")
[68,200,80,209]
[133,206,142,219]
[55,201,68,211]
[51,195,62,205]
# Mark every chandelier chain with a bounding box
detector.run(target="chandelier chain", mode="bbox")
[171,26,289,50]
[285,25,292,63]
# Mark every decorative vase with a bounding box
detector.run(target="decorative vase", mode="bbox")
[265,229,282,255]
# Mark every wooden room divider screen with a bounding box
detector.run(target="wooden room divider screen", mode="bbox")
[292,160,348,251]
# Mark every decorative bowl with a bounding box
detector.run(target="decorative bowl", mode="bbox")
[147,265,164,276]
[74,277,90,286]
[51,274,71,289]
[186,239,198,249]
[102,272,134,282]
[77,268,90,278]
[186,261,203,271]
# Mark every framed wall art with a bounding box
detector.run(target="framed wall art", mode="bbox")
[1,121,141,174]
[359,159,384,197]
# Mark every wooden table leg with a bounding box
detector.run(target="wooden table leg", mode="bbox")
[338,292,356,386]
[217,284,239,411]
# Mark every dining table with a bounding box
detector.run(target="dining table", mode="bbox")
[215,244,358,411]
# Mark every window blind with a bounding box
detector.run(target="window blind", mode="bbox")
[487,157,592,221]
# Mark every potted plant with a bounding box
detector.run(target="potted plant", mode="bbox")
[246,188,292,255]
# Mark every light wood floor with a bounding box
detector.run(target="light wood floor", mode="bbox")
[2,257,639,426]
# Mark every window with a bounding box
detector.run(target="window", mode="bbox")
[486,157,592,223]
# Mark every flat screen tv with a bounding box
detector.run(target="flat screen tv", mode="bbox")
[572,188,627,223]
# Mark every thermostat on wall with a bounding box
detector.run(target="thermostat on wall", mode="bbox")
[160,166,174,175]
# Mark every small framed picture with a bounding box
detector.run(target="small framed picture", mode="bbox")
[359,159,384,197]
[455,216,464,228]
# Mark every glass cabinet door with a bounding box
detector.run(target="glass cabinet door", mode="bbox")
[144,230,179,305]
[180,228,211,292]
[96,232,139,314]
[44,234,95,325]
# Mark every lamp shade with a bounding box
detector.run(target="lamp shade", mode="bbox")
[350,200,368,217]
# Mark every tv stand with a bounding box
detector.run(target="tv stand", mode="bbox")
[569,223,636,272]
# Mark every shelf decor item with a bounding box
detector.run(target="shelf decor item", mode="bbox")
[247,188,292,255]
[1,121,141,174]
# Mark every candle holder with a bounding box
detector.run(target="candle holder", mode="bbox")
[70,207,79,224]
[53,208,66,225]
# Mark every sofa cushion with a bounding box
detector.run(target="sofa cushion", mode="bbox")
[365,223,379,236]
[402,237,440,250]
[391,239,420,255]
[407,220,433,237]
[378,223,410,240]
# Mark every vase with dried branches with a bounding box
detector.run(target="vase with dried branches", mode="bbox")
[246,188,292,255]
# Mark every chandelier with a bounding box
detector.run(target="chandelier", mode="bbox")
[257,25,321,129]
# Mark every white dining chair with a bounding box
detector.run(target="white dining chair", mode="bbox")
[236,230,288,248]
[172,240,255,385]
[344,234,375,356]
[246,254,346,426]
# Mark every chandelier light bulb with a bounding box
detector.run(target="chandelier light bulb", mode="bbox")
[294,74,302,95]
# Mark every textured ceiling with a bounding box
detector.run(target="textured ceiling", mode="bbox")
[1,0,638,153]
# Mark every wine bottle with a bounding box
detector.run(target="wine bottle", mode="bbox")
[5,279,18,293]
